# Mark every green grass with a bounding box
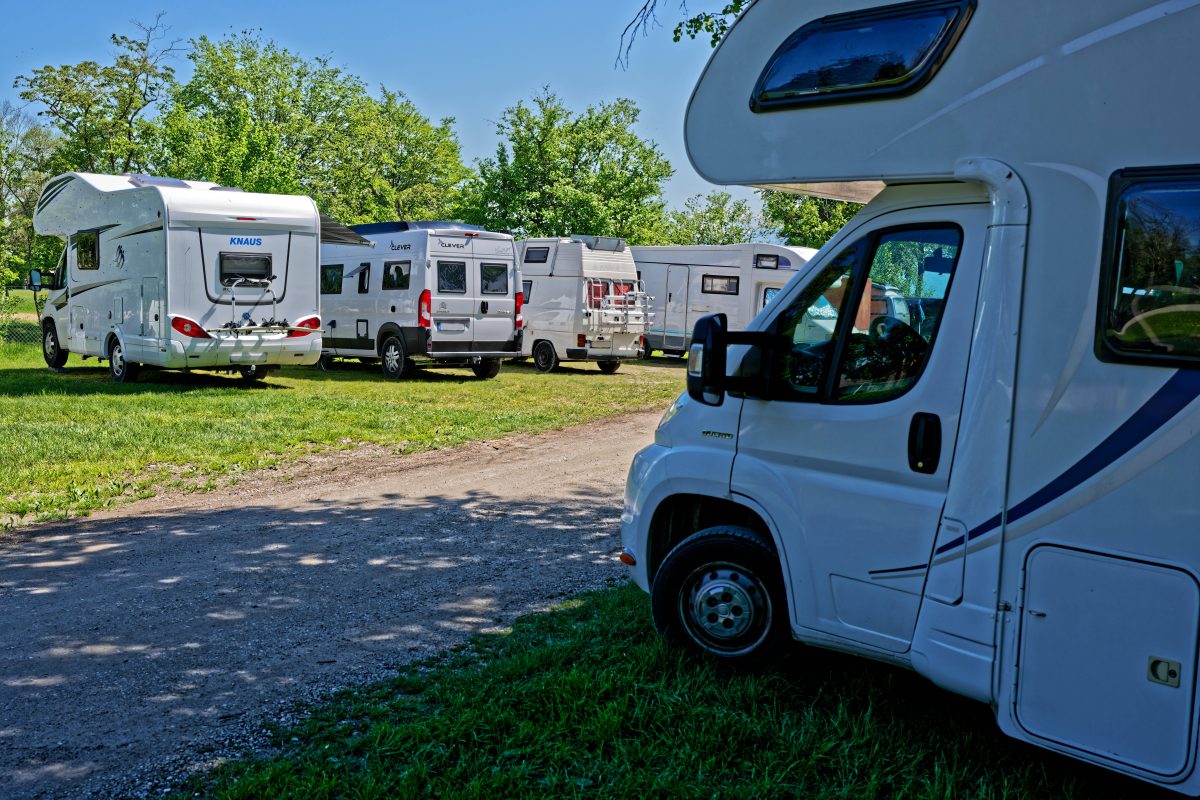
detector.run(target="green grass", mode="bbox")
[7,288,37,316]
[0,347,683,524]
[181,582,1153,800]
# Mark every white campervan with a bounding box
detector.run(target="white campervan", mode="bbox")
[31,172,324,382]
[517,236,650,373]
[319,222,521,379]
[621,0,1200,793]
[630,243,817,355]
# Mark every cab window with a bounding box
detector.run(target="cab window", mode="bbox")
[771,225,961,403]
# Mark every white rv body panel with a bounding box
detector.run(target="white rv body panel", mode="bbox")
[517,237,650,367]
[622,0,1200,793]
[319,223,520,366]
[631,243,816,353]
[32,173,323,375]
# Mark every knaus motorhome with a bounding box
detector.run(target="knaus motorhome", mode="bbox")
[31,172,325,382]
[517,236,650,373]
[620,0,1200,792]
[630,243,817,355]
[319,222,521,379]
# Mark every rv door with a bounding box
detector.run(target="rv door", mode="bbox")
[664,265,690,351]
[731,204,988,652]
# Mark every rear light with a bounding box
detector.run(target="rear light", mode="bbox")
[418,289,432,328]
[577,333,587,348]
[288,316,320,337]
[515,292,524,330]
[171,316,211,339]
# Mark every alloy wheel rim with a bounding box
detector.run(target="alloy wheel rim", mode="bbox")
[384,345,401,372]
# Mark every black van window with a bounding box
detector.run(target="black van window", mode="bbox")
[438,261,467,293]
[321,264,344,295]
[383,260,411,290]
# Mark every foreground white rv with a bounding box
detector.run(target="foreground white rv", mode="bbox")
[31,172,324,381]
[630,243,817,355]
[320,222,521,379]
[621,0,1200,792]
[517,236,650,373]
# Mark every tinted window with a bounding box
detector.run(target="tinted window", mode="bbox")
[220,253,272,286]
[357,264,371,294]
[753,0,974,112]
[524,247,549,264]
[481,263,509,295]
[321,264,344,295]
[523,279,533,302]
[702,275,739,295]
[763,286,782,307]
[74,231,99,271]
[383,260,410,291]
[1101,169,1200,365]
[438,261,466,293]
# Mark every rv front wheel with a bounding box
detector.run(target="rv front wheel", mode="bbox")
[651,526,790,669]
[597,360,620,374]
[533,341,559,373]
[108,341,139,383]
[380,336,407,379]
[42,323,67,369]
[471,358,502,379]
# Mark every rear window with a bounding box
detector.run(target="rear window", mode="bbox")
[321,264,344,295]
[702,275,739,295]
[220,253,272,286]
[438,261,466,293]
[481,263,509,295]
[383,260,410,290]
[752,0,975,112]
[1099,167,1200,367]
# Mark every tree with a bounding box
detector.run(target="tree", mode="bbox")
[662,190,762,244]
[620,1,751,64]
[760,191,861,249]
[151,33,467,223]
[0,103,61,285]
[14,17,179,174]
[458,91,672,243]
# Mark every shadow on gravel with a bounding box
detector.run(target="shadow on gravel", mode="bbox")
[0,488,623,797]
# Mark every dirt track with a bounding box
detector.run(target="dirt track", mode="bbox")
[0,411,660,798]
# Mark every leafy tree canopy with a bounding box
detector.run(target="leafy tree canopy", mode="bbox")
[458,91,672,244]
[760,191,862,250]
[662,190,763,245]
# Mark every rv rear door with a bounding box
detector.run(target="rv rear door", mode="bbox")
[472,236,517,352]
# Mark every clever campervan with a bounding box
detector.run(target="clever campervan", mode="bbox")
[31,172,324,382]
[630,243,817,355]
[516,236,650,373]
[319,222,522,379]
[621,0,1200,792]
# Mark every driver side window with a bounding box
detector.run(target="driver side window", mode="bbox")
[771,224,962,404]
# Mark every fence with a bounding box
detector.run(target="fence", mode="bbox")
[2,285,40,347]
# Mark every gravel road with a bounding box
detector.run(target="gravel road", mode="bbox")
[0,411,660,799]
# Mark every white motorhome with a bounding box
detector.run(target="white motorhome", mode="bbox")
[621,0,1200,793]
[631,243,817,355]
[320,222,521,379]
[516,236,650,373]
[31,172,325,382]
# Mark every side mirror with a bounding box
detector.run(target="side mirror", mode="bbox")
[27,269,42,292]
[687,313,728,406]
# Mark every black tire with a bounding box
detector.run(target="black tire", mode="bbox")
[380,335,407,379]
[108,339,139,383]
[533,340,559,373]
[597,360,621,374]
[471,358,502,379]
[651,526,790,670]
[42,322,67,369]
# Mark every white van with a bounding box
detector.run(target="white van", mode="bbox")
[621,0,1200,793]
[630,243,816,355]
[31,172,324,382]
[517,236,650,373]
[320,222,522,379]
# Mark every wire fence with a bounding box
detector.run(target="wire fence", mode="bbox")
[1,318,40,346]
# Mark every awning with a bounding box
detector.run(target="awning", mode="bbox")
[320,214,374,246]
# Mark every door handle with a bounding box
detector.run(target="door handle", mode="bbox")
[480,301,489,314]
[908,412,942,474]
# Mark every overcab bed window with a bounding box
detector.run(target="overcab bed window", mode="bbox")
[1099,167,1200,367]
[751,0,975,112]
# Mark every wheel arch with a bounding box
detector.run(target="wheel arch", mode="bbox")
[103,330,126,360]
[646,493,775,584]
[376,323,404,356]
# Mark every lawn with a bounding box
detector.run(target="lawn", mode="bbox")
[0,346,683,524]
[181,582,1155,800]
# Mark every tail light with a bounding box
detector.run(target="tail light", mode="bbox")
[171,316,211,339]
[577,333,587,348]
[515,291,524,330]
[288,316,320,337]
[418,289,432,328]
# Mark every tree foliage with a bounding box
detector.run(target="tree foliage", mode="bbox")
[662,190,762,245]
[458,91,672,243]
[0,103,61,287]
[151,33,467,223]
[760,191,861,250]
[620,1,751,64]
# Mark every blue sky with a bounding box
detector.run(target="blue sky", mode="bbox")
[0,0,752,209]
